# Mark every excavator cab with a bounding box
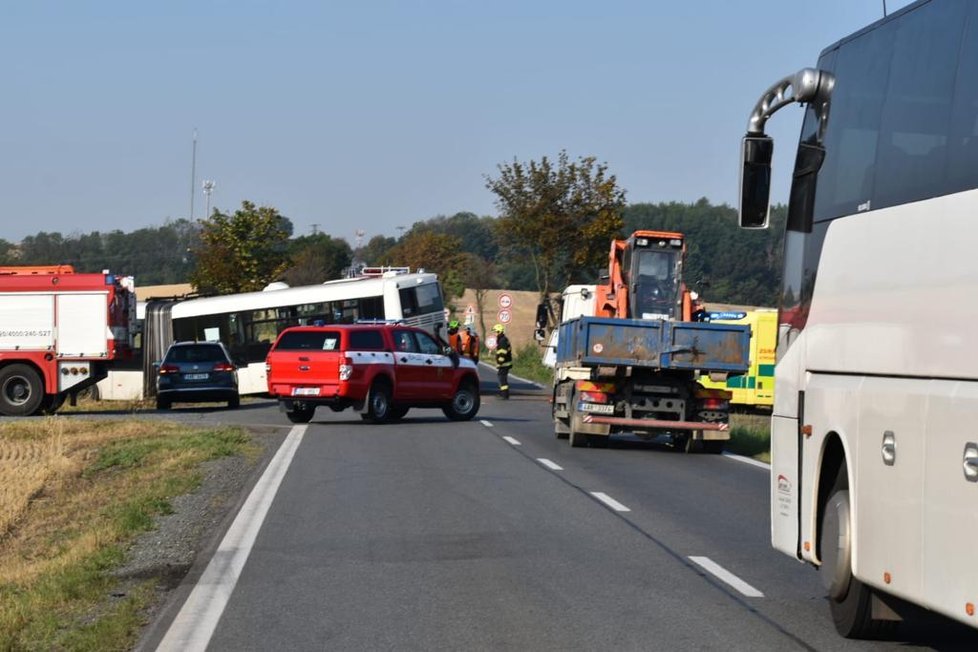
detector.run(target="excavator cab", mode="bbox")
[597,230,691,321]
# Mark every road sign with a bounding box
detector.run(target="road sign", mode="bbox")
[464,314,475,326]
[486,335,497,350]
[465,304,475,316]
[498,309,512,324]
[498,293,513,309]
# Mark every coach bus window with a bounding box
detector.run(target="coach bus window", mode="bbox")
[400,284,444,318]
[873,1,963,208]
[947,11,978,195]
[813,22,893,222]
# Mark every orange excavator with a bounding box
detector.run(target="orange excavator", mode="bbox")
[594,230,698,322]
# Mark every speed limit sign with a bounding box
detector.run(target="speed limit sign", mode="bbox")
[497,309,512,324]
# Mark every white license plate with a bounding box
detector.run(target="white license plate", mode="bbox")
[292,387,321,396]
[184,373,209,380]
[580,402,614,414]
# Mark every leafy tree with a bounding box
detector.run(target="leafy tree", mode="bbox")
[190,200,291,294]
[459,253,499,339]
[384,231,466,301]
[409,212,500,261]
[282,234,353,286]
[357,235,398,267]
[486,150,626,298]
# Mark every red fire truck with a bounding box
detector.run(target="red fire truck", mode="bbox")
[0,266,137,416]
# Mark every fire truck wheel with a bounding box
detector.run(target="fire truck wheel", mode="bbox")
[443,381,479,421]
[0,364,45,417]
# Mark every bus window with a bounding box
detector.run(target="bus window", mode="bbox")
[399,283,444,317]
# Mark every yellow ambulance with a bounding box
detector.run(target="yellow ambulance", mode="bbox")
[699,308,776,410]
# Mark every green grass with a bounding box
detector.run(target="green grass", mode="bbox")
[0,423,257,651]
[509,343,554,386]
[727,413,772,463]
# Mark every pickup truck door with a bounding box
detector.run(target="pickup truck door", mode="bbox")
[413,331,456,399]
[391,329,425,400]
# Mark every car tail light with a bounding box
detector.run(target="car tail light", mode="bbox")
[339,356,354,381]
[159,363,180,375]
[213,362,235,372]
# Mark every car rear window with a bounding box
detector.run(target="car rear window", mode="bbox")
[276,330,341,351]
[166,344,228,363]
[348,330,385,351]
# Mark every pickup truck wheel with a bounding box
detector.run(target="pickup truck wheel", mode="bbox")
[364,381,392,423]
[443,382,479,421]
[286,406,314,423]
[227,395,240,409]
[0,364,45,416]
[156,397,172,411]
[389,405,410,420]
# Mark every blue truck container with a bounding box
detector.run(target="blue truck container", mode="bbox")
[552,316,751,452]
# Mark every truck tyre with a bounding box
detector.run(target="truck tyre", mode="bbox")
[228,395,240,409]
[443,381,479,421]
[820,467,897,639]
[568,416,588,448]
[702,440,725,454]
[0,364,45,416]
[364,380,393,424]
[286,405,315,423]
[40,393,67,415]
[156,397,172,410]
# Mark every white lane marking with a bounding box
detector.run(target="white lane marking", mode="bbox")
[537,458,564,471]
[689,556,765,598]
[502,436,521,446]
[590,491,631,512]
[157,425,307,652]
[480,419,494,428]
[722,452,771,470]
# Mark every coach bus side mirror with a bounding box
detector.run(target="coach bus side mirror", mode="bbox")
[739,134,774,229]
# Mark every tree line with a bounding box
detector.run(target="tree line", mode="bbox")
[0,154,787,308]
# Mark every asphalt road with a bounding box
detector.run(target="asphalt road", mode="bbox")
[125,368,978,651]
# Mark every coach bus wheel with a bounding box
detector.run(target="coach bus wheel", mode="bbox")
[0,364,45,417]
[820,468,897,639]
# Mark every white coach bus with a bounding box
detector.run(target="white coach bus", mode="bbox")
[738,0,978,638]
[98,269,446,399]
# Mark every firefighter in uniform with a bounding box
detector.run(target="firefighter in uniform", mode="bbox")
[461,326,480,363]
[447,320,463,354]
[493,323,512,399]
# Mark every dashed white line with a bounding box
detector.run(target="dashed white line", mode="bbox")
[721,452,771,470]
[537,458,564,471]
[590,491,631,512]
[502,436,521,446]
[480,419,494,428]
[157,425,307,651]
[689,556,765,598]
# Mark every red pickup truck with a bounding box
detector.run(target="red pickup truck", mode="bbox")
[265,324,481,424]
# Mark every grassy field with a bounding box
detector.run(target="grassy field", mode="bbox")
[0,418,256,651]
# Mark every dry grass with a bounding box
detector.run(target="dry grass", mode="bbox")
[0,418,255,650]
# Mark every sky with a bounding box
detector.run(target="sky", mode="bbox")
[0,0,915,244]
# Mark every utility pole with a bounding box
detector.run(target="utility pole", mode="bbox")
[311,223,320,235]
[190,129,198,220]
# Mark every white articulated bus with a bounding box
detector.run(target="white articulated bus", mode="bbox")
[98,269,446,400]
[739,0,978,638]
